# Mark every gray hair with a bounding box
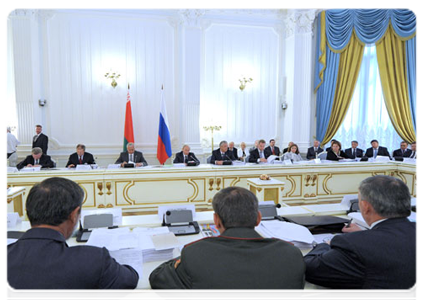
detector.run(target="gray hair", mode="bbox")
[181,144,190,150]
[127,142,135,148]
[219,140,228,147]
[212,186,258,229]
[32,147,43,155]
[359,175,411,218]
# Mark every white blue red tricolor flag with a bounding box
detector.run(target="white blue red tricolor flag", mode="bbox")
[157,85,172,164]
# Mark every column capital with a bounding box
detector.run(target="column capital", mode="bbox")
[284,9,318,38]
[178,9,206,28]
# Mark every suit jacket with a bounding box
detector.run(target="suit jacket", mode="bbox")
[66,152,96,167]
[8,228,139,289]
[345,147,364,159]
[228,148,239,160]
[210,149,236,164]
[32,133,48,155]
[16,154,55,170]
[248,148,268,163]
[173,151,200,165]
[326,149,349,161]
[404,150,416,158]
[149,227,305,289]
[264,146,281,158]
[306,147,323,160]
[283,147,289,154]
[404,150,420,159]
[115,151,148,166]
[365,146,391,158]
[393,148,412,158]
[304,218,416,289]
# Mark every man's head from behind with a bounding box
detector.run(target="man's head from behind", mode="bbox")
[358,175,411,226]
[26,177,84,239]
[212,187,261,234]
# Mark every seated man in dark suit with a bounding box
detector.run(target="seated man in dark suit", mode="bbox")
[228,141,239,160]
[16,147,55,170]
[32,124,49,155]
[249,139,268,163]
[404,141,416,158]
[304,175,415,289]
[345,140,364,159]
[283,141,294,154]
[264,139,281,158]
[392,141,412,158]
[66,144,96,168]
[173,144,200,165]
[365,140,391,159]
[8,177,139,289]
[149,186,305,289]
[115,142,148,167]
[306,140,324,160]
[210,141,236,165]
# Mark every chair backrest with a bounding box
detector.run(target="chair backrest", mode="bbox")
[207,156,212,164]
[317,151,327,160]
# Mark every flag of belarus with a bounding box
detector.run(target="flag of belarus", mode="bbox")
[123,86,134,151]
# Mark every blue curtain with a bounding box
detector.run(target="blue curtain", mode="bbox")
[316,47,340,142]
[406,37,416,132]
[315,9,416,142]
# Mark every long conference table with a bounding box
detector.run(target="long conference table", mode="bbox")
[9,206,349,289]
[7,160,416,216]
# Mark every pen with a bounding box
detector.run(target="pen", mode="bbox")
[345,219,353,228]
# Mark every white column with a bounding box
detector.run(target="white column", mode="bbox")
[173,10,205,154]
[8,10,51,149]
[282,10,317,153]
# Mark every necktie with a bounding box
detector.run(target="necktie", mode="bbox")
[353,149,356,158]
[79,156,83,164]
[272,147,275,155]
[243,151,246,157]
[33,135,38,143]
[410,151,415,158]
[129,154,133,162]
[35,159,39,165]
[184,155,188,163]
[374,149,378,158]
[260,151,264,158]
[221,153,227,160]
[402,149,405,155]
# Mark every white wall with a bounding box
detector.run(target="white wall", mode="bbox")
[8,9,317,166]
[201,23,280,147]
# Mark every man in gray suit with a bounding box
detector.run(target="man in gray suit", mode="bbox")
[8,177,139,289]
[115,142,148,167]
[149,186,305,289]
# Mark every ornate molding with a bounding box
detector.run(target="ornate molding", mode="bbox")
[6,8,39,18]
[284,9,317,38]
[178,9,206,28]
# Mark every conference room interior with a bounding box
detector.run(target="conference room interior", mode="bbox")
[6,7,418,293]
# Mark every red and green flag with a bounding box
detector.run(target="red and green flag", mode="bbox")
[123,85,134,151]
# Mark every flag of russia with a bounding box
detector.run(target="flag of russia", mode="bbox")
[157,86,172,164]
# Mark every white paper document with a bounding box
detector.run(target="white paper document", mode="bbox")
[257,220,314,245]
[86,227,136,251]
[109,248,144,278]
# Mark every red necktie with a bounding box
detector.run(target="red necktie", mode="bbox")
[79,157,82,164]
[272,147,275,155]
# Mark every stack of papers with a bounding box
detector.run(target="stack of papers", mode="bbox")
[257,220,314,248]
[85,226,179,270]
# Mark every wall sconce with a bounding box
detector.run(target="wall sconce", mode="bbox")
[104,71,121,88]
[239,77,253,91]
[203,125,222,152]
[281,102,288,110]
